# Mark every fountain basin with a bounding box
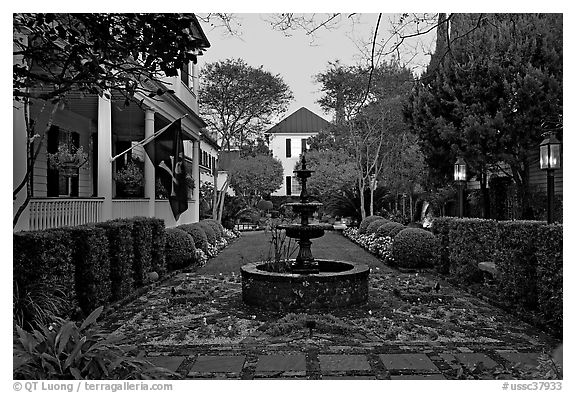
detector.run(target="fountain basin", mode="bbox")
[278,224,325,239]
[240,259,369,311]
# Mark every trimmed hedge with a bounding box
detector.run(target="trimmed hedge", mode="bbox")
[114,217,154,287]
[494,220,547,310]
[13,228,77,318]
[358,215,384,234]
[448,218,499,284]
[149,218,167,277]
[67,225,111,315]
[96,221,134,301]
[178,223,209,252]
[392,228,439,268]
[430,217,454,274]
[535,224,562,335]
[376,222,406,239]
[165,228,196,271]
[202,218,224,239]
[197,221,217,245]
[365,218,390,235]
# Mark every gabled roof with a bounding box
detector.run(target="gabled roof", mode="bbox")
[267,107,331,134]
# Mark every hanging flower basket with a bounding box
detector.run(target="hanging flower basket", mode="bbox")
[115,160,144,197]
[46,144,88,177]
[60,162,80,177]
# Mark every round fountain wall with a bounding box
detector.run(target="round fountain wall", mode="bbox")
[240,155,370,311]
[240,259,369,311]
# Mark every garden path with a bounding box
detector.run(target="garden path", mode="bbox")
[100,230,561,380]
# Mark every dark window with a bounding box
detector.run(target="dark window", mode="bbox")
[286,138,291,158]
[47,126,80,197]
[286,176,292,195]
[301,138,307,154]
[181,63,190,87]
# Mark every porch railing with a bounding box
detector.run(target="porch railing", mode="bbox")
[111,199,150,219]
[28,198,103,231]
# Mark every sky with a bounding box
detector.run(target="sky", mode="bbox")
[195,13,436,123]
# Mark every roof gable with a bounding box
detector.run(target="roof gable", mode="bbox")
[267,107,330,134]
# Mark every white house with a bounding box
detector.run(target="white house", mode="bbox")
[13,15,211,231]
[266,107,331,196]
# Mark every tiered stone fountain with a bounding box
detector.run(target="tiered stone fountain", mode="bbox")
[241,156,370,311]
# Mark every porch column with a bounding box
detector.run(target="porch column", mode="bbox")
[193,139,200,222]
[144,109,156,217]
[97,92,113,221]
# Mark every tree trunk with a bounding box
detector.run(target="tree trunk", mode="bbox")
[13,102,57,228]
[369,185,375,216]
[216,179,229,222]
[358,176,366,219]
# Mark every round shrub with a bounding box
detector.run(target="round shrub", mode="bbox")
[197,221,217,245]
[358,215,384,234]
[392,228,439,268]
[202,219,224,239]
[165,228,196,271]
[376,222,406,238]
[366,218,390,235]
[177,223,208,252]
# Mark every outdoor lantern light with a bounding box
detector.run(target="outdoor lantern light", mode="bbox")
[454,157,467,182]
[540,133,561,170]
[540,133,562,223]
[454,157,467,218]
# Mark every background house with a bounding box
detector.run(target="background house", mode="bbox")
[13,16,211,231]
[266,107,330,197]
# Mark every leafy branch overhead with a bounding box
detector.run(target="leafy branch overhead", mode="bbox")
[13,13,210,104]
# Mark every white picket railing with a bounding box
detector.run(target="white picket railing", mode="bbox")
[28,198,103,230]
[111,199,150,219]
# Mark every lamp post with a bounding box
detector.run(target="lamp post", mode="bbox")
[539,133,561,224]
[454,157,467,218]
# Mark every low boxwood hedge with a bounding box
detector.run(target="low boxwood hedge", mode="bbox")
[202,218,224,239]
[358,215,384,234]
[365,218,390,235]
[376,222,406,239]
[148,218,167,277]
[430,217,455,274]
[448,218,499,284]
[494,220,547,310]
[392,228,439,268]
[13,228,76,325]
[178,223,209,252]
[165,228,196,271]
[115,217,154,288]
[68,225,111,315]
[96,221,134,301]
[197,221,217,245]
[535,224,562,335]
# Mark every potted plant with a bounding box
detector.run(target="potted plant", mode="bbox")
[46,143,89,177]
[115,160,143,196]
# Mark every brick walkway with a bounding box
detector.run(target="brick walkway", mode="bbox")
[101,231,560,380]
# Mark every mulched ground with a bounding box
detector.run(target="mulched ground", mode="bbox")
[99,230,561,379]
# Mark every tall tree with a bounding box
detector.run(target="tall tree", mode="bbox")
[315,60,417,218]
[405,13,562,218]
[199,58,293,151]
[13,13,211,228]
[228,155,284,209]
[199,58,292,220]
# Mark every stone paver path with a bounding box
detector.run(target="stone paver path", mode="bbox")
[100,231,561,380]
